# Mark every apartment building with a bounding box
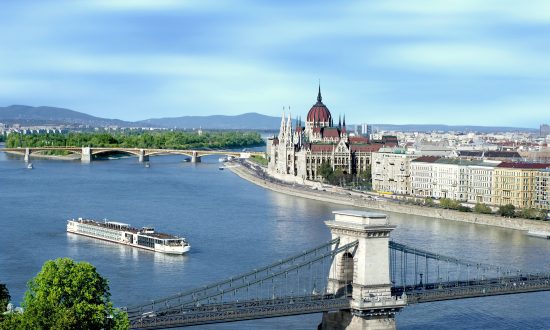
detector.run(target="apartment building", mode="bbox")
[534,169,550,209]
[492,163,550,209]
[410,156,439,198]
[466,161,501,205]
[371,150,417,195]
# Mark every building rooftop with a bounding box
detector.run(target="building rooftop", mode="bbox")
[497,162,550,169]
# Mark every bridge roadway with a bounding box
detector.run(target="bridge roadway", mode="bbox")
[0,146,263,162]
[131,294,350,329]
[130,275,550,329]
[392,274,550,304]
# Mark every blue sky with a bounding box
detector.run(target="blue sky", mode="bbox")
[1,0,549,127]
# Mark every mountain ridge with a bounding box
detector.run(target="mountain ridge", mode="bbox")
[0,105,537,132]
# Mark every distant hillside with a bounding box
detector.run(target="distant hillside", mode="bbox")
[0,104,538,132]
[137,113,281,130]
[0,105,135,127]
[369,124,537,133]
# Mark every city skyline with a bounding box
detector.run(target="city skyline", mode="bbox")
[1,1,550,127]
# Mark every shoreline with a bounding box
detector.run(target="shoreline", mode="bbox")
[3,150,81,161]
[228,161,550,234]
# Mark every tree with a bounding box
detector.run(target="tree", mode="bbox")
[439,198,461,210]
[517,208,546,220]
[0,282,10,323]
[318,162,333,182]
[457,205,472,212]
[0,283,9,313]
[424,197,435,207]
[497,204,516,217]
[474,203,493,214]
[19,258,128,330]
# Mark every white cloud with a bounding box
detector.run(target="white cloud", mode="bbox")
[370,42,550,78]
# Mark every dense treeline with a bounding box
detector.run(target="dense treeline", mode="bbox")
[6,131,264,149]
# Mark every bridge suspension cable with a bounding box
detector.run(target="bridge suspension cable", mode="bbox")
[127,238,357,320]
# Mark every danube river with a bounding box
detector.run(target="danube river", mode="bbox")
[1,148,549,329]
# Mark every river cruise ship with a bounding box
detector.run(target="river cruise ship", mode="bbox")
[67,218,190,254]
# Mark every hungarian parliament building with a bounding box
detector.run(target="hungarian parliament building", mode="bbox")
[267,87,397,183]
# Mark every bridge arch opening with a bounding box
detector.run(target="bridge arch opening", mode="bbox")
[332,251,354,297]
[91,150,140,160]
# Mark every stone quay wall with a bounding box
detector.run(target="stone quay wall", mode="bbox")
[229,163,550,234]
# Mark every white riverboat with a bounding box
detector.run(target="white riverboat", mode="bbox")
[67,218,190,254]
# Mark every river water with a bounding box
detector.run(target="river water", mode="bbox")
[1,148,549,329]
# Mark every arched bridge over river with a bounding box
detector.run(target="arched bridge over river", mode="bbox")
[0,147,263,163]
[126,210,550,330]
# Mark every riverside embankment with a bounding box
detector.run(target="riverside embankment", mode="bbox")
[229,161,550,234]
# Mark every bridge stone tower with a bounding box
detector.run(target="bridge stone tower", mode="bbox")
[321,210,406,330]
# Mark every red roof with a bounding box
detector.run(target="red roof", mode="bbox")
[311,144,335,152]
[322,127,340,138]
[307,104,332,122]
[350,144,383,152]
[349,137,370,144]
[497,162,550,169]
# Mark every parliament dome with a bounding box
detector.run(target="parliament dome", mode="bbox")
[306,86,332,123]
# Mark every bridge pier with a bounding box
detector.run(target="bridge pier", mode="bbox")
[24,148,30,163]
[320,311,396,330]
[191,151,201,163]
[138,149,149,162]
[81,147,91,163]
[321,210,405,330]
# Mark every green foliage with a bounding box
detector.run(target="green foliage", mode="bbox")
[18,258,128,330]
[424,197,435,207]
[0,283,9,313]
[0,134,5,143]
[474,203,493,214]
[457,205,472,212]
[5,131,264,150]
[498,204,516,217]
[439,198,462,210]
[517,208,547,220]
[358,165,372,183]
[318,162,333,182]
[249,155,268,166]
[0,313,24,329]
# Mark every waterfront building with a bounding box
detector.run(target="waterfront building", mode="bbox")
[267,87,397,183]
[429,158,470,201]
[372,149,417,195]
[492,163,550,209]
[410,156,439,198]
[534,169,550,209]
[466,161,501,205]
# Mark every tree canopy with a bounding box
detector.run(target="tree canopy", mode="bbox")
[5,131,264,150]
[1,258,128,330]
[0,282,10,319]
[474,203,493,214]
[497,204,516,217]
[318,162,333,182]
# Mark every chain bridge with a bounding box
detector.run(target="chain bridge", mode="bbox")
[0,147,263,163]
[125,210,550,330]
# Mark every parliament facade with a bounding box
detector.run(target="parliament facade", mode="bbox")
[267,87,396,183]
